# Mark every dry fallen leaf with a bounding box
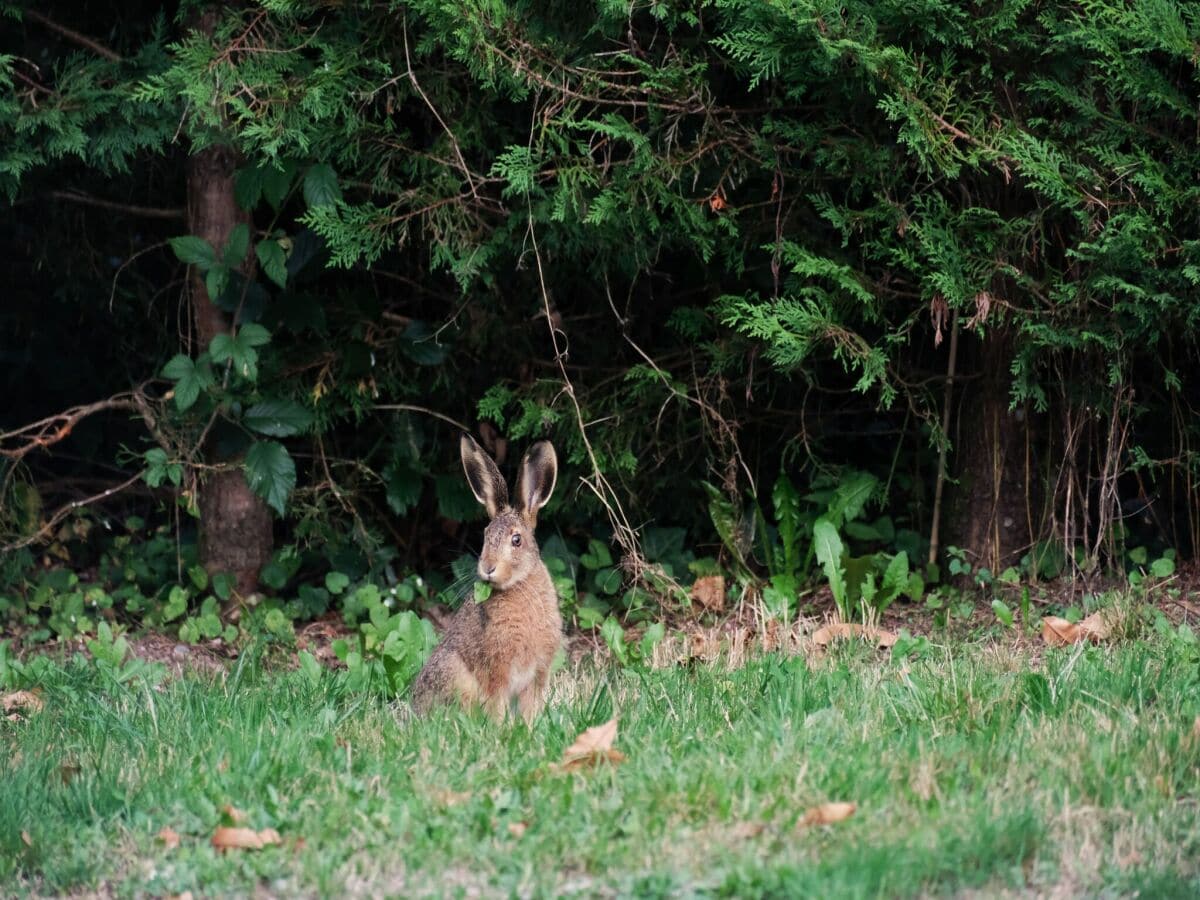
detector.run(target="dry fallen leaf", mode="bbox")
[507,821,528,838]
[1043,611,1115,646]
[553,717,627,773]
[1078,610,1114,640]
[812,623,897,649]
[221,804,247,825]
[21,830,32,847]
[800,802,857,827]
[1041,616,1080,646]
[3,690,44,718]
[211,826,282,851]
[690,575,726,613]
[157,827,181,849]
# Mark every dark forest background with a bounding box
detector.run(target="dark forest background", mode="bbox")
[2,0,1198,647]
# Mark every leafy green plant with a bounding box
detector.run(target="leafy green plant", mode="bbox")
[86,621,165,688]
[599,616,665,670]
[1128,547,1177,589]
[333,585,436,697]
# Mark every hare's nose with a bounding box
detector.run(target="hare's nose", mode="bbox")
[481,564,497,580]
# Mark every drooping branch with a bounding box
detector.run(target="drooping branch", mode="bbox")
[1,394,140,461]
[49,190,185,221]
[1,472,144,553]
[22,10,123,63]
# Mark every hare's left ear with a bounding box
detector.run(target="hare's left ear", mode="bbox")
[515,441,557,525]
[461,433,508,518]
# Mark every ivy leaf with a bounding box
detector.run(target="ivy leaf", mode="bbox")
[1150,556,1175,578]
[400,320,447,366]
[210,335,253,381]
[237,323,272,347]
[244,441,295,515]
[261,163,293,210]
[169,235,216,269]
[224,223,250,268]
[205,264,229,304]
[210,326,270,381]
[162,585,188,622]
[161,353,214,411]
[234,166,263,211]
[383,463,423,516]
[303,163,342,208]
[243,399,314,437]
[256,240,288,288]
[144,448,169,488]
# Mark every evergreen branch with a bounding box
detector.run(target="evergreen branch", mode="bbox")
[402,15,479,203]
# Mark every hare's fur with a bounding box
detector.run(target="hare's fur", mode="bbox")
[411,435,562,723]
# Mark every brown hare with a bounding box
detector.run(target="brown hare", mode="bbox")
[411,433,562,723]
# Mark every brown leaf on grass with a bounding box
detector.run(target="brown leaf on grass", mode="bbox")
[553,717,627,773]
[812,623,897,649]
[690,575,726,612]
[220,804,247,825]
[211,826,282,851]
[1042,611,1115,646]
[21,830,32,847]
[157,827,181,849]
[1041,616,1080,646]
[799,802,857,827]
[3,689,44,718]
[507,821,528,838]
[1078,610,1114,640]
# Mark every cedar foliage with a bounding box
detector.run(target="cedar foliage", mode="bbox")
[2,1,1199,586]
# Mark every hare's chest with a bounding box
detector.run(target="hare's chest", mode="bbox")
[507,663,537,697]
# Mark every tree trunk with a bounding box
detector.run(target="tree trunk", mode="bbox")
[947,328,1032,575]
[187,144,272,596]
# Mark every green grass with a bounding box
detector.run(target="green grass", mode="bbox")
[3,634,1200,897]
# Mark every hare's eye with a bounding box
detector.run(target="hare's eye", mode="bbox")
[511,533,522,547]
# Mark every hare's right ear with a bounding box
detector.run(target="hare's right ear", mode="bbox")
[461,433,508,518]
[515,441,558,525]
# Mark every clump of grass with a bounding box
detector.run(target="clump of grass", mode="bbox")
[2,631,1199,897]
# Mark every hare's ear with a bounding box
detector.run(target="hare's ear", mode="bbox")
[461,433,508,518]
[515,441,557,524]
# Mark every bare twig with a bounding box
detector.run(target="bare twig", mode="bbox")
[0,395,140,461]
[927,309,960,566]
[402,15,480,203]
[23,10,123,62]
[524,217,644,576]
[374,404,471,434]
[50,190,185,221]
[2,472,143,552]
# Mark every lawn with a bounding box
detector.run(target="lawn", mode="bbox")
[3,626,1200,898]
